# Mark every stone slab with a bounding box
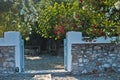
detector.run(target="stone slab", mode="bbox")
[32,74,51,80]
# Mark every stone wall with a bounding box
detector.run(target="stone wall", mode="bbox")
[71,43,120,74]
[0,46,15,73]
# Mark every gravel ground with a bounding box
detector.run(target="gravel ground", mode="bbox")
[0,72,120,80]
[52,72,120,80]
[24,54,64,71]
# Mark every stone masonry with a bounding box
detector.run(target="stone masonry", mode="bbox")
[71,43,120,74]
[0,46,15,73]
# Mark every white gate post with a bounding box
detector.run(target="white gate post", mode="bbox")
[4,31,24,72]
[66,31,82,72]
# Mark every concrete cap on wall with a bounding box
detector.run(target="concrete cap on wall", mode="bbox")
[4,31,21,43]
[66,31,83,43]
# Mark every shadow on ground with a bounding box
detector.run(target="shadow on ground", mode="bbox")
[24,54,64,71]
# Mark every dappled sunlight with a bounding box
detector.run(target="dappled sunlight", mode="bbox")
[25,56,42,60]
[54,65,64,69]
[24,54,64,71]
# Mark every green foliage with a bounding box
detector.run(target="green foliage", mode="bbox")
[0,0,18,36]
[0,0,120,40]
[0,0,37,39]
[37,0,120,40]
[38,1,82,39]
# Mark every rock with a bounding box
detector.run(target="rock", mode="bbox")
[79,64,84,66]
[78,58,82,63]
[6,57,14,61]
[102,64,110,68]
[32,74,51,80]
[83,59,89,63]
[81,70,87,74]
[107,59,113,63]
[0,54,3,57]
[9,62,14,67]
[3,62,14,67]
[118,68,120,72]
[109,54,116,57]
[112,64,117,67]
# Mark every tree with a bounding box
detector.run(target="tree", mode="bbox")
[0,0,38,40]
[0,0,17,36]
[0,0,120,40]
[82,0,120,37]
[37,0,120,40]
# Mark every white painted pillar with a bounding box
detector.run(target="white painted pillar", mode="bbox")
[4,31,22,72]
[66,31,82,72]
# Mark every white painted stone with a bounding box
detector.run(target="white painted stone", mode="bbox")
[102,64,110,68]
[0,68,3,70]
[79,58,82,63]
[117,64,120,67]
[98,66,103,71]
[118,69,120,72]
[81,51,84,54]
[9,62,14,67]
[112,57,116,59]
[32,74,51,80]
[98,58,103,61]
[83,59,89,63]
[79,64,84,66]
[86,51,91,54]
[107,59,113,63]
[78,55,82,58]
[9,50,14,53]
[3,62,8,67]
[84,55,87,58]
[112,64,117,67]
[104,53,108,55]
[81,69,87,74]
[93,51,97,54]
[94,46,101,50]
[118,54,120,57]
[94,54,98,57]
[4,54,9,57]
[109,54,116,57]
[6,57,14,61]
[72,63,78,65]
[0,54,2,57]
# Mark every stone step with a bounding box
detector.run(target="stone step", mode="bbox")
[32,74,51,80]
[24,69,69,74]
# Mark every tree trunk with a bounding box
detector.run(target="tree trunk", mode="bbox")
[47,39,60,56]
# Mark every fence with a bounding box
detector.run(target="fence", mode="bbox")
[65,31,120,74]
[0,31,24,73]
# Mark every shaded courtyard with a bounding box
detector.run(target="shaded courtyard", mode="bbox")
[24,53,64,71]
